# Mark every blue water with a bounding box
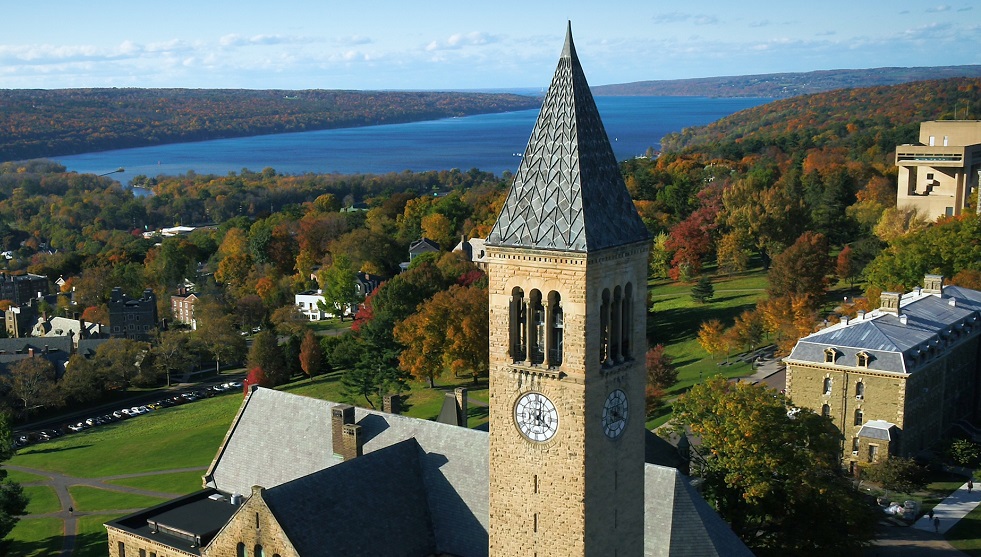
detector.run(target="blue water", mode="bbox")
[54,96,768,186]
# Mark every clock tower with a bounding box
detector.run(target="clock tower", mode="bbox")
[485,23,651,557]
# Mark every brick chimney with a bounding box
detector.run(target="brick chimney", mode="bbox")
[455,387,468,427]
[879,292,901,315]
[331,404,356,458]
[340,423,363,460]
[382,394,402,415]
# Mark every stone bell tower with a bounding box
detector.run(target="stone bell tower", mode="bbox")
[485,23,651,557]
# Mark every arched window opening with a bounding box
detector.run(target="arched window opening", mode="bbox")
[823,377,832,396]
[621,283,633,359]
[611,286,623,363]
[237,543,247,557]
[855,381,865,399]
[856,352,870,367]
[600,289,611,366]
[255,545,265,557]
[547,291,563,367]
[530,290,545,365]
[821,404,830,418]
[854,408,864,426]
[509,287,526,362]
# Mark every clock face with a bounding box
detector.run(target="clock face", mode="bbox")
[515,392,559,442]
[603,389,629,439]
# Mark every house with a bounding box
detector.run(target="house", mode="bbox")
[453,236,489,270]
[171,286,199,330]
[108,288,158,341]
[31,315,104,347]
[104,25,752,557]
[294,289,333,321]
[0,272,49,306]
[354,271,385,299]
[784,275,981,469]
[399,237,440,272]
[0,336,72,377]
[895,120,981,220]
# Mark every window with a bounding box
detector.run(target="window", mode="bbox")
[600,289,611,366]
[854,408,863,426]
[821,404,830,418]
[621,283,633,359]
[852,437,860,454]
[509,287,526,362]
[255,545,265,557]
[237,542,247,557]
[530,290,545,365]
[824,348,836,363]
[856,352,869,367]
[823,378,832,396]
[548,291,563,366]
[869,444,879,462]
[119,542,126,557]
[855,382,865,399]
[140,550,146,557]
[946,207,954,217]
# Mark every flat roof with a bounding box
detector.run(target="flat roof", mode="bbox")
[106,490,240,554]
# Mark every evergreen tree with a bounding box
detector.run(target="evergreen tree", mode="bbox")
[690,275,715,304]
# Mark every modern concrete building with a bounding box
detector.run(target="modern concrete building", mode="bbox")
[103,25,752,557]
[896,120,981,220]
[785,275,981,470]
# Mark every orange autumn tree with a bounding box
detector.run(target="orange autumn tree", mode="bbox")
[393,283,488,388]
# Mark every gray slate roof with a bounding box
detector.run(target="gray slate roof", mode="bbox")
[207,387,750,557]
[787,286,981,374]
[485,23,649,252]
[858,420,896,441]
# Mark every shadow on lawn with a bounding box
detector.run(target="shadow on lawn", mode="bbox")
[19,444,93,456]
[649,301,757,345]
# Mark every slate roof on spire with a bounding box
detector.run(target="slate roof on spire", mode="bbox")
[486,23,650,252]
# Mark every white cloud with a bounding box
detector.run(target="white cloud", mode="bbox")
[651,12,718,25]
[926,5,951,12]
[425,31,498,51]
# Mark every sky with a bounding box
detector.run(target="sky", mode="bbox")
[2,1,979,91]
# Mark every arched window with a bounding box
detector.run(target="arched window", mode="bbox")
[237,543,247,557]
[600,289,611,366]
[509,287,526,362]
[547,291,563,367]
[530,290,545,365]
[855,381,865,399]
[611,286,622,363]
[254,545,265,557]
[621,283,633,359]
[824,348,836,363]
[856,352,870,367]
[821,404,830,418]
[823,377,832,396]
[854,408,863,426]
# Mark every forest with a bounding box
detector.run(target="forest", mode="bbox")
[0,88,540,162]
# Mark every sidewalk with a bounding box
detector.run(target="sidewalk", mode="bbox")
[914,478,981,535]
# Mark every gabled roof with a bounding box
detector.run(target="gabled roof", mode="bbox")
[486,23,649,253]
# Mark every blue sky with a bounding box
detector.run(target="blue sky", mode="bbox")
[2,1,979,90]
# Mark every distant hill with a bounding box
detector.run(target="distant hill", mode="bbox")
[594,65,981,99]
[0,89,541,162]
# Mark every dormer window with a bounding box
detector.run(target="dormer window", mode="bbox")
[824,348,837,364]
[856,352,870,368]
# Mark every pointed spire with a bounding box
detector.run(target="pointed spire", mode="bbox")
[486,24,649,253]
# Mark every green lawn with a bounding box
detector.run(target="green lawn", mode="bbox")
[75,515,120,557]
[105,470,206,494]
[5,469,49,484]
[23,486,60,515]
[10,393,243,477]
[68,486,169,512]
[5,518,63,557]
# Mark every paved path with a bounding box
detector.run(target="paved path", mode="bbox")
[10,464,207,557]
[913,479,981,536]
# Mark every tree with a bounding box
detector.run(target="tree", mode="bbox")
[299,331,324,379]
[946,439,981,467]
[716,231,752,275]
[861,457,929,494]
[3,358,64,417]
[690,275,714,304]
[319,254,359,321]
[836,245,857,287]
[194,311,246,374]
[269,305,307,338]
[93,339,149,390]
[242,367,272,396]
[673,377,877,555]
[393,284,489,387]
[728,310,764,353]
[342,345,407,409]
[766,231,830,307]
[247,331,287,386]
[0,414,28,543]
[645,344,678,389]
[150,331,199,386]
[697,319,727,360]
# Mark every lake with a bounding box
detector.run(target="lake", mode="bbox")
[54,96,768,186]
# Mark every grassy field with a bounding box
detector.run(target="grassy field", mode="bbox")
[76,515,121,557]
[4,517,62,557]
[68,486,169,512]
[22,486,60,515]
[105,470,207,494]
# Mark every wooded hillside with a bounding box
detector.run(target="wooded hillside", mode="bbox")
[0,89,540,162]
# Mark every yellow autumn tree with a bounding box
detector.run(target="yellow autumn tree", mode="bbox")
[697,318,727,360]
[393,284,488,388]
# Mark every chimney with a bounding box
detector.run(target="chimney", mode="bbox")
[842,316,850,326]
[900,314,908,325]
[880,292,901,315]
[857,310,866,320]
[382,394,402,415]
[331,404,356,458]
[949,298,957,308]
[341,423,364,460]
[28,348,34,357]
[455,387,468,427]
[923,274,944,295]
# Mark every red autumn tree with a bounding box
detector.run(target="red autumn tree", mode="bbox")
[299,330,324,379]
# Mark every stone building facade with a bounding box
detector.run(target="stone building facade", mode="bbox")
[0,272,49,305]
[896,120,981,220]
[785,276,981,469]
[108,287,158,341]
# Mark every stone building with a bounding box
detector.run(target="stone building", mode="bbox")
[896,120,981,220]
[0,272,49,306]
[108,287,158,341]
[104,25,752,557]
[785,275,981,469]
